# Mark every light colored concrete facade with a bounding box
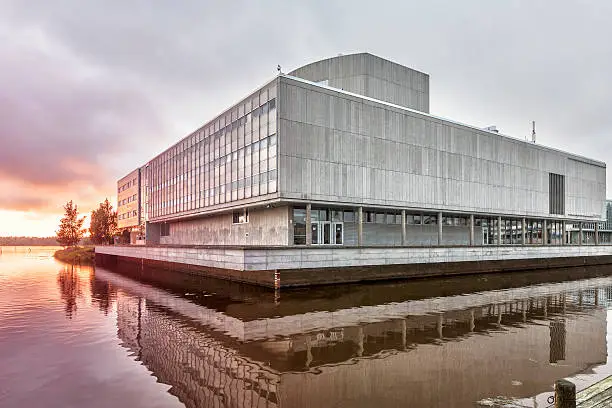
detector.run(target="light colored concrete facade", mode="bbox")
[116,53,606,251]
[277,73,605,219]
[96,244,612,274]
[117,168,141,230]
[159,205,290,246]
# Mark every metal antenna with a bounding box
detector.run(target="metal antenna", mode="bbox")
[532,121,536,143]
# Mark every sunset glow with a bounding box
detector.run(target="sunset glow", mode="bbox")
[1,2,611,238]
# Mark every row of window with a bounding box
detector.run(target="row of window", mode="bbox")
[293,207,578,246]
[157,169,278,209]
[118,210,138,220]
[549,173,565,215]
[305,209,462,226]
[118,177,137,193]
[152,134,277,192]
[119,194,138,207]
[147,90,277,219]
[147,125,278,218]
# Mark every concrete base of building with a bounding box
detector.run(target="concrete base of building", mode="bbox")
[95,245,612,288]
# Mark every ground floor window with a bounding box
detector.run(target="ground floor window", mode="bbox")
[293,208,306,245]
[232,209,249,224]
[293,205,580,247]
[160,223,170,237]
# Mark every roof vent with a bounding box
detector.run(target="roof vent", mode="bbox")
[483,125,499,133]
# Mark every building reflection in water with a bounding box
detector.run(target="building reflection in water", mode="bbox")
[93,266,612,408]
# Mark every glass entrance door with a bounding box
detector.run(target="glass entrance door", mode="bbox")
[322,222,331,244]
[334,222,343,245]
[311,222,343,245]
[311,222,320,245]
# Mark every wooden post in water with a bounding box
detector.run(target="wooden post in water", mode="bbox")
[554,379,576,408]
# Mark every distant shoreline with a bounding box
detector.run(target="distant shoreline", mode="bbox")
[0,244,60,246]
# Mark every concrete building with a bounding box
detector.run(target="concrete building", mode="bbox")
[116,168,144,244]
[101,53,611,286]
[135,53,605,247]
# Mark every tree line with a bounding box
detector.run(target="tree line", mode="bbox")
[56,199,119,247]
[0,236,59,246]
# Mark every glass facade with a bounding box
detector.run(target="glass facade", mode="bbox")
[291,206,583,247]
[146,82,277,219]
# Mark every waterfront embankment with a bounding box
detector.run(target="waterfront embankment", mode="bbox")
[95,244,612,288]
[54,246,94,264]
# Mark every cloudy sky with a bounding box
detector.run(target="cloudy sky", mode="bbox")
[1,0,611,236]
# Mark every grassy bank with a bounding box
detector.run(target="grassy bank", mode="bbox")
[54,246,95,265]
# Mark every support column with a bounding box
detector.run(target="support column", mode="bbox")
[579,222,583,246]
[595,221,600,245]
[399,319,407,350]
[561,220,566,246]
[469,214,475,246]
[521,218,526,245]
[305,204,312,246]
[543,219,548,245]
[357,207,363,247]
[437,212,443,245]
[401,210,407,246]
[497,216,502,245]
[305,336,313,368]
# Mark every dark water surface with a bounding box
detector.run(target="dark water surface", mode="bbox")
[2,247,612,407]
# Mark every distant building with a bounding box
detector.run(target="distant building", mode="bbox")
[119,53,606,247]
[569,199,612,244]
[116,168,144,244]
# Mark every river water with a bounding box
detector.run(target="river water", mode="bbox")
[2,247,612,407]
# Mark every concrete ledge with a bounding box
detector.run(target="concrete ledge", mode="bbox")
[95,245,612,288]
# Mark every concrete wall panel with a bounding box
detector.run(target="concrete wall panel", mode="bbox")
[278,77,606,220]
[288,53,429,113]
[159,206,289,246]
